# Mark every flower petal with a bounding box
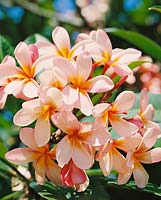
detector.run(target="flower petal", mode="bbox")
[23,81,38,98]
[133,160,149,188]
[35,41,57,57]
[34,117,51,147]
[52,26,70,56]
[93,103,110,116]
[87,75,114,93]
[113,63,132,76]
[46,156,62,185]
[0,87,8,109]
[112,48,141,64]
[79,91,93,116]
[96,29,112,56]
[56,136,73,166]
[114,91,136,113]
[72,140,93,169]
[34,156,46,185]
[117,170,132,185]
[114,133,142,152]
[14,42,32,67]
[63,86,78,105]
[4,80,24,95]
[81,124,110,146]
[136,148,161,164]
[112,147,128,173]
[0,63,18,82]
[46,87,63,109]
[140,88,148,113]
[52,112,80,135]
[19,128,37,149]
[53,57,76,80]
[110,115,138,137]
[142,104,154,121]
[5,147,39,164]
[13,108,38,126]
[137,128,161,152]
[76,52,92,82]
[98,151,112,176]
[34,55,54,74]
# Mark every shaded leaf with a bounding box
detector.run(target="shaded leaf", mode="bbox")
[108,180,161,197]
[105,28,161,61]
[0,35,14,62]
[0,141,8,159]
[30,182,66,200]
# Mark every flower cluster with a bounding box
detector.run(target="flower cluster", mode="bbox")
[1,26,161,191]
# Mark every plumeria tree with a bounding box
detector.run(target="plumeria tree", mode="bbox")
[0,4,161,200]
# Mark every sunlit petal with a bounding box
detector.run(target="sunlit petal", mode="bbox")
[19,128,37,149]
[5,148,39,164]
[110,115,138,137]
[72,140,93,169]
[14,42,32,67]
[56,136,73,166]
[114,91,136,113]
[34,117,51,147]
[87,75,114,93]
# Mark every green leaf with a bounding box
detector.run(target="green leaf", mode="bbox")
[25,33,49,44]
[30,182,66,200]
[0,35,14,62]
[1,191,22,200]
[149,5,161,13]
[128,61,148,69]
[105,28,161,61]
[0,141,8,159]
[108,180,161,197]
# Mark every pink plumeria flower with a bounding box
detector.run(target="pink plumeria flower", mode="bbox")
[0,56,13,109]
[118,128,161,188]
[38,67,67,91]
[5,128,62,186]
[0,42,40,100]
[93,91,138,137]
[52,111,110,169]
[13,87,63,146]
[36,26,91,59]
[61,159,89,192]
[77,29,141,76]
[53,52,114,116]
[96,133,141,177]
[138,88,160,130]
[0,86,8,109]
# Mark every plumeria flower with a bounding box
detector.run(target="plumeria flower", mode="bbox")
[96,133,141,177]
[13,87,63,146]
[61,159,89,192]
[77,29,141,76]
[38,67,67,91]
[0,42,40,100]
[138,88,160,130]
[0,56,13,109]
[5,128,62,186]
[93,91,138,137]
[53,52,114,116]
[36,26,92,60]
[118,128,161,188]
[52,111,110,169]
